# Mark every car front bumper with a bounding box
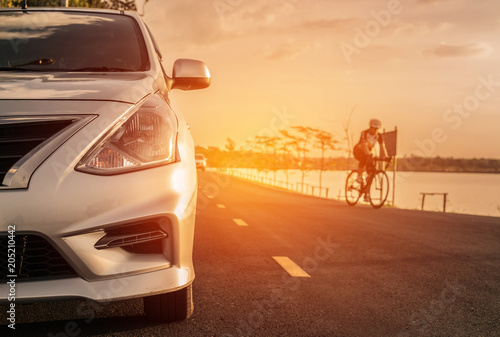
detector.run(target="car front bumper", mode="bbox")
[0,100,197,303]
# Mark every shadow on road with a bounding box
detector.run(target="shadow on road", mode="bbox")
[0,299,167,336]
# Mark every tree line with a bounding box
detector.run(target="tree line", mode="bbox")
[0,0,139,9]
[397,156,499,173]
[197,144,500,174]
[196,124,500,178]
[198,126,341,190]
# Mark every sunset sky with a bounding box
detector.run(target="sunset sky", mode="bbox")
[141,0,500,159]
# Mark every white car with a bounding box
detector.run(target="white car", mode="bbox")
[0,7,210,322]
[195,154,207,171]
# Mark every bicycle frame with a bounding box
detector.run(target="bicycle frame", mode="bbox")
[345,156,391,208]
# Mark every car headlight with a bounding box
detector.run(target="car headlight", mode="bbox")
[76,94,178,175]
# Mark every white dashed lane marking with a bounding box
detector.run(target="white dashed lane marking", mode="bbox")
[217,204,226,208]
[272,256,311,278]
[233,219,249,227]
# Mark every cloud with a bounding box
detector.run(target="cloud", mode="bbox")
[423,42,490,57]
[144,0,226,50]
[415,0,460,4]
[287,18,355,32]
[264,39,322,60]
[215,3,352,37]
[390,19,454,36]
[416,0,441,3]
[145,0,352,55]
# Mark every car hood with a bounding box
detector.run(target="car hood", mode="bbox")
[0,72,158,104]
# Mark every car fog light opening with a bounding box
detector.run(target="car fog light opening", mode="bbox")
[92,219,170,255]
[94,230,168,250]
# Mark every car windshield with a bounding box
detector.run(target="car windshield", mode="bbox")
[0,11,149,72]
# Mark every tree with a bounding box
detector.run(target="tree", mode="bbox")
[340,106,356,172]
[278,129,297,188]
[290,126,316,193]
[313,129,338,191]
[69,0,106,7]
[100,0,137,10]
[225,137,236,152]
[0,0,139,9]
[254,135,280,183]
[0,0,59,6]
[224,137,236,167]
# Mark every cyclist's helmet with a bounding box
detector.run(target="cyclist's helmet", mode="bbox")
[370,119,381,129]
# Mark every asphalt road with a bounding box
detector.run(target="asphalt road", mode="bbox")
[2,170,500,336]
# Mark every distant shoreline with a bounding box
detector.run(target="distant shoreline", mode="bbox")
[392,169,499,174]
[218,167,500,174]
[195,146,500,175]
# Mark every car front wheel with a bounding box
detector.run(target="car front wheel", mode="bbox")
[143,284,194,322]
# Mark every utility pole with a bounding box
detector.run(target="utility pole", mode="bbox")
[60,0,68,7]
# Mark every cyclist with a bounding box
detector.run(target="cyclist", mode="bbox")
[353,118,388,183]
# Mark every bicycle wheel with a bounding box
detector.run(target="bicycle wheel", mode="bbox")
[368,170,389,208]
[345,170,362,206]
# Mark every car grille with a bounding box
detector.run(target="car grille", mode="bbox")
[0,119,74,185]
[0,234,78,282]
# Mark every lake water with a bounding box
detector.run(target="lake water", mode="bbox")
[225,168,500,217]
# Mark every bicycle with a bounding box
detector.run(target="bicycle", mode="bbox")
[345,156,391,209]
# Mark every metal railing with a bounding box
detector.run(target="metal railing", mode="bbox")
[221,169,330,199]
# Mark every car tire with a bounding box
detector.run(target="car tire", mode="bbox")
[143,284,194,322]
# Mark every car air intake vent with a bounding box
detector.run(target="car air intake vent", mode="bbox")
[0,119,73,184]
[0,234,78,282]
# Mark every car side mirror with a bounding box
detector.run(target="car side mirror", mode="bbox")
[171,59,211,90]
